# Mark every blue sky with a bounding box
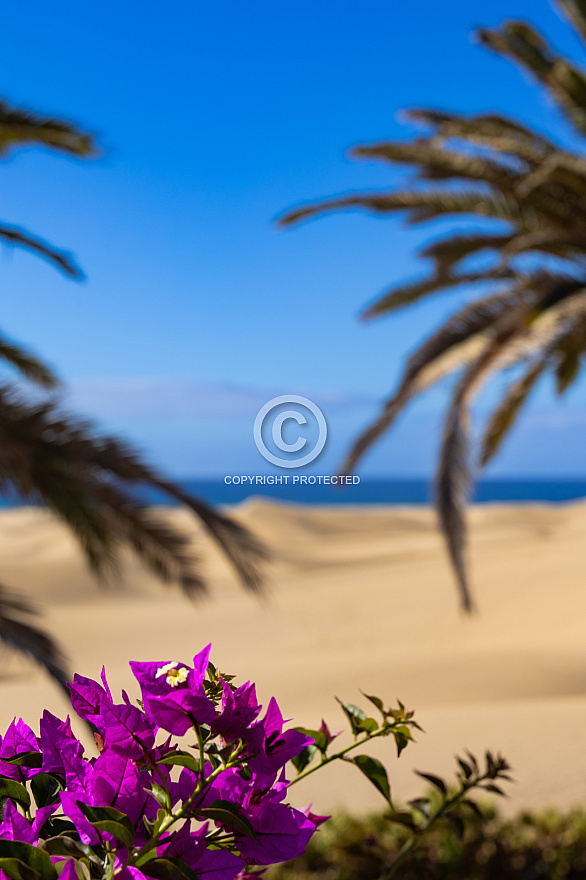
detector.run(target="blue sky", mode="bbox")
[0,0,585,476]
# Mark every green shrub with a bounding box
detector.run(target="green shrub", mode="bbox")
[269,804,586,880]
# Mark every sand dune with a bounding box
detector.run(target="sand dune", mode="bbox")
[1,498,585,816]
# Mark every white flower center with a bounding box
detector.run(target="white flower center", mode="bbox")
[156,661,188,687]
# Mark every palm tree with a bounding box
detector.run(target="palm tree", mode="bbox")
[0,99,267,689]
[280,0,586,612]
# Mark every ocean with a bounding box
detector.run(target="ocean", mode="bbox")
[1,479,585,508]
[154,478,586,506]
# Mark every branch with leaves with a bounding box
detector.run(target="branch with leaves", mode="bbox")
[0,96,268,689]
[280,0,586,611]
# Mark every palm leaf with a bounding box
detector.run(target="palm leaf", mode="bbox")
[480,357,547,466]
[0,585,69,694]
[362,270,512,319]
[281,0,586,610]
[404,109,554,164]
[351,141,521,184]
[420,233,515,273]
[0,336,58,387]
[0,99,96,158]
[478,21,586,135]
[436,321,524,611]
[554,314,586,392]
[0,223,83,278]
[0,387,268,594]
[340,289,523,475]
[278,189,524,228]
[558,0,586,45]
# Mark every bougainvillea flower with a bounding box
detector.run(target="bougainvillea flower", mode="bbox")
[0,718,40,780]
[0,799,36,843]
[32,804,59,839]
[0,645,324,880]
[100,702,155,760]
[61,740,92,794]
[211,680,261,741]
[39,710,83,775]
[129,647,216,735]
[246,698,313,782]
[91,750,148,825]
[59,791,100,845]
[68,673,112,729]
[191,849,245,880]
[158,821,208,864]
[114,868,150,880]
[59,862,87,880]
[237,802,316,864]
[160,824,244,880]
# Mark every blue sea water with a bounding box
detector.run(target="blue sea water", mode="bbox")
[1,479,585,508]
[161,478,586,506]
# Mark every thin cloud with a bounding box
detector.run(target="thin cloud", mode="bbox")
[62,377,374,420]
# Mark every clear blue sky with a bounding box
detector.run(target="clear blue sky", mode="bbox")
[0,0,584,476]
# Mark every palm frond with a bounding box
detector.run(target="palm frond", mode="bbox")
[341,289,523,475]
[558,0,586,45]
[0,99,97,158]
[278,189,524,228]
[478,21,586,135]
[436,318,524,611]
[0,223,83,278]
[0,387,268,594]
[361,270,512,319]
[404,108,555,164]
[420,233,515,273]
[0,584,69,694]
[351,141,521,184]
[436,397,473,612]
[480,358,547,466]
[554,314,586,392]
[0,336,58,387]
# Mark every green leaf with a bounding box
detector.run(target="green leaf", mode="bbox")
[141,808,167,843]
[456,758,473,780]
[193,800,256,840]
[157,752,200,775]
[31,774,62,809]
[360,692,385,715]
[43,818,76,837]
[393,726,413,757]
[0,779,30,810]
[0,842,57,880]
[141,858,199,880]
[352,755,392,805]
[461,798,484,820]
[335,699,368,736]
[408,797,431,817]
[415,771,447,795]
[0,858,41,880]
[291,745,316,773]
[76,803,135,848]
[148,783,169,808]
[294,728,327,752]
[387,811,417,830]
[355,717,378,735]
[482,783,507,796]
[446,812,466,840]
[0,752,42,769]
[41,837,101,867]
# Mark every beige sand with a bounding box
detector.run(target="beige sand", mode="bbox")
[0,498,585,816]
